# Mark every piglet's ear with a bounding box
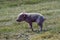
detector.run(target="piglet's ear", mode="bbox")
[22,11,25,14]
[23,14,27,18]
[22,11,26,17]
[22,14,26,17]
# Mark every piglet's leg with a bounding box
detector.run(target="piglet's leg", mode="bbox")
[38,23,43,31]
[36,18,43,32]
[29,23,34,31]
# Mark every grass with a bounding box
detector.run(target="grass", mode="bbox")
[0,0,60,40]
[29,32,60,40]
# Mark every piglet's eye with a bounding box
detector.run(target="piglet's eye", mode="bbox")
[24,15,25,17]
[22,14,26,17]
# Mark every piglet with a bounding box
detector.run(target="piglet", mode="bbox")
[16,12,46,31]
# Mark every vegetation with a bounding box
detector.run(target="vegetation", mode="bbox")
[0,0,60,40]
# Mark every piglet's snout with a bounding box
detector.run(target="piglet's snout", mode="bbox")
[16,19,19,22]
[16,19,18,21]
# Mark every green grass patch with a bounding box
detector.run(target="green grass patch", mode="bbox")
[0,0,60,40]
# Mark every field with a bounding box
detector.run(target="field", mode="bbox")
[0,0,60,40]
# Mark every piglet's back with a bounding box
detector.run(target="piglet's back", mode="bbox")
[25,13,43,16]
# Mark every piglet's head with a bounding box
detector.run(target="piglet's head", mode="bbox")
[16,12,27,22]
